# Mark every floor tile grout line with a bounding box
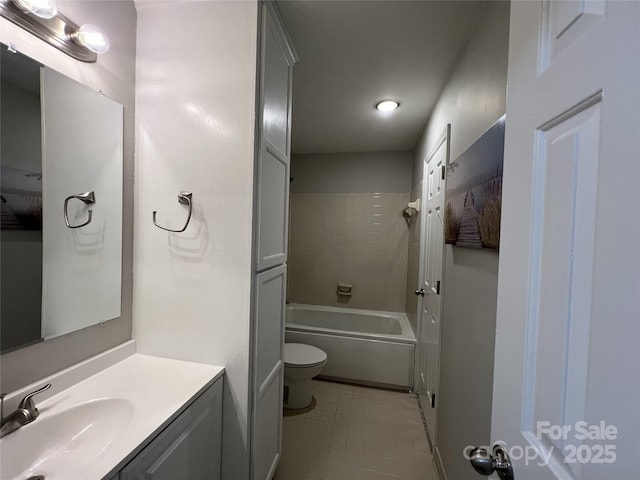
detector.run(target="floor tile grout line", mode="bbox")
[278,380,436,480]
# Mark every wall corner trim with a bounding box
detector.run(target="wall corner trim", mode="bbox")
[434,445,448,480]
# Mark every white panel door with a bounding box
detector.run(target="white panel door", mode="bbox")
[417,124,449,447]
[252,264,287,480]
[487,1,640,478]
[255,4,295,271]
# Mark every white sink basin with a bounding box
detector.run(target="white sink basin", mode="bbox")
[0,398,133,480]
[0,353,224,480]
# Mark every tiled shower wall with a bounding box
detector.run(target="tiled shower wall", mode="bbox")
[288,192,410,312]
[404,181,423,334]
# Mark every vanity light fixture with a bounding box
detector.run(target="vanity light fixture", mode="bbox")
[0,0,110,62]
[70,24,110,54]
[13,0,56,19]
[376,100,399,112]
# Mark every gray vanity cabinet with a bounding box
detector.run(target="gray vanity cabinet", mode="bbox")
[118,379,222,480]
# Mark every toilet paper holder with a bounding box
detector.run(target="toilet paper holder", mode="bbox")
[337,283,352,296]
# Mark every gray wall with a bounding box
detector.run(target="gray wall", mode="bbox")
[289,152,413,312]
[291,151,413,193]
[411,2,510,479]
[0,0,136,393]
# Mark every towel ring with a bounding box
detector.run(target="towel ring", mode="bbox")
[64,191,95,228]
[153,191,193,233]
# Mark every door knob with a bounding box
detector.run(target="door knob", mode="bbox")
[414,288,425,296]
[469,445,514,480]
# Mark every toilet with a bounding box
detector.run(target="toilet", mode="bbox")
[283,343,327,409]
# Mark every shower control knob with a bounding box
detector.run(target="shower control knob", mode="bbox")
[414,288,425,296]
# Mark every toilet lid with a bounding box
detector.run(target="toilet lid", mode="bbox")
[284,343,327,367]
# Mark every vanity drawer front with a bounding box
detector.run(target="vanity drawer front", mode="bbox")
[120,379,222,480]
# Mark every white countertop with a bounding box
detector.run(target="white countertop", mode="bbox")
[0,353,224,480]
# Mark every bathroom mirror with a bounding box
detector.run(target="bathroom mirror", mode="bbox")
[0,44,123,353]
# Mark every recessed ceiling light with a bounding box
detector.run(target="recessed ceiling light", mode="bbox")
[376,100,399,112]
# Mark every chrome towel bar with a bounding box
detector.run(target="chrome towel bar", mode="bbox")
[153,191,193,233]
[64,191,95,228]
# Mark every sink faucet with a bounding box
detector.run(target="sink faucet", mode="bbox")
[0,384,51,438]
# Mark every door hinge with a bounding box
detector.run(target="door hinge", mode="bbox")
[431,393,436,408]
[441,165,446,180]
[436,280,441,295]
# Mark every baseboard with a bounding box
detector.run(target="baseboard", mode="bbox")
[316,374,411,392]
[434,445,448,480]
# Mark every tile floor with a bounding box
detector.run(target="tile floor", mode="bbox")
[275,380,438,480]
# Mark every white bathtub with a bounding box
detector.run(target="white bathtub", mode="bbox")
[285,304,416,389]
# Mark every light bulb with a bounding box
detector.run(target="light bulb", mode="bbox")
[13,0,57,19]
[376,100,399,112]
[73,24,110,54]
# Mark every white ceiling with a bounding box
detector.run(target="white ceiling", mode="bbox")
[277,0,485,154]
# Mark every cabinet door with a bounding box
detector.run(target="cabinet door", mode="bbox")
[255,4,296,271]
[252,265,286,480]
[120,380,222,480]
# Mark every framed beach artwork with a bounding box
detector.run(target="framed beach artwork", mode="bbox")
[444,115,505,250]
